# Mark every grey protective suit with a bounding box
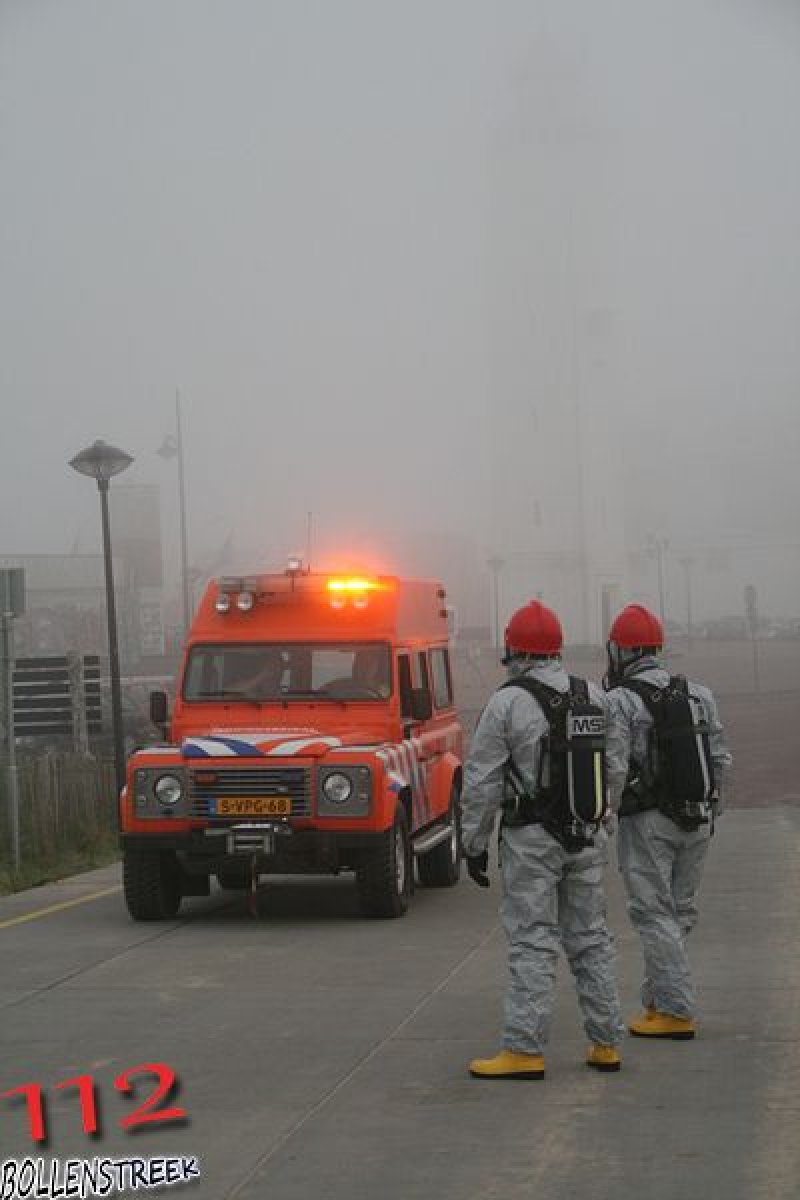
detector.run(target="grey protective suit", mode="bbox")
[607,657,733,1018]
[460,659,625,1054]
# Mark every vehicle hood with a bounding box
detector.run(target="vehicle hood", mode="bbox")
[179,729,381,760]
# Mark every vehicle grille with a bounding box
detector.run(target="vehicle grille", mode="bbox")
[190,766,312,818]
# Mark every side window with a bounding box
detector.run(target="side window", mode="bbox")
[397,654,414,719]
[429,647,453,710]
[416,651,430,694]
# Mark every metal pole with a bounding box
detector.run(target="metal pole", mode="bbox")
[573,397,590,644]
[566,190,590,645]
[2,612,20,871]
[99,480,126,799]
[306,512,313,570]
[680,557,693,650]
[176,391,191,637]
[752,630,760,696]
[486,557,504,664]
[656,541,666,631]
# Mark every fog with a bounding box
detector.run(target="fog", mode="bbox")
[1,0,799,647]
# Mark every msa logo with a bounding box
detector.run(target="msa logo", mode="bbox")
[568,714,605,737]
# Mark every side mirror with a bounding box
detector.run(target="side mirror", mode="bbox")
[149,690,168,728]
[410,687,433,723]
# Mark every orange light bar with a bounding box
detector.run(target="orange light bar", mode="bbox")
[326,578,381,594]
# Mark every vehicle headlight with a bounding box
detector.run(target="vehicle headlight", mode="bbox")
[154,774,184,806]
[323,772,353,805]
[318,767,371,817]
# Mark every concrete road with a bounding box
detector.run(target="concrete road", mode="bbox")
[2,806,799,1200]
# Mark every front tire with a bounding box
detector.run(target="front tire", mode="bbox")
[356,805,412,918]
[417,783,462,888]
[123,848,182,921]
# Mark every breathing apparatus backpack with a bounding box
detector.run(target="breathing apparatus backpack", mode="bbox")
[500,675,608,853]
[614,675,716,831]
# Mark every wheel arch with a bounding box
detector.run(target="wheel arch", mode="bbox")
[441,751,462,797]
[397,786,413,830]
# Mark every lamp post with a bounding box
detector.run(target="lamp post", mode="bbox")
[679,556,694,649]
[157,390,191,641]
[645,534,669,631]
[487,555,505,663]
[69,439,133,798]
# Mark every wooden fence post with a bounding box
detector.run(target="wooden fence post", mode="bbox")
[69,655,90,755]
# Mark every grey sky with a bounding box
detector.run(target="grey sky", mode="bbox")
[1,1,798,617]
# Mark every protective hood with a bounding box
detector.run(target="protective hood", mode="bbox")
[507,657,570,694]
[621,656,669,689]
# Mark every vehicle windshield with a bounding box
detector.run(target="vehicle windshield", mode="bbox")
[182,642,392,702]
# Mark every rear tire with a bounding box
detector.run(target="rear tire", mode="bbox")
[123,849,182,921]
[417,783,462,887]
[356,805,411,918]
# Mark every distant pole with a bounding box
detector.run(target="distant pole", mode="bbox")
[487,556,504,663]
[679,556,694,649]
[744,584,760,696]
[0,570,23,870]
[573,397,590,644]
[647,534,669,631]
[306,512,313,571]
[751,630,760,695]
[176,391,191,636]
[1,612,20,871]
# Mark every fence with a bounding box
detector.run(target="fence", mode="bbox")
[0,751,117,878]
[10,654,102,748]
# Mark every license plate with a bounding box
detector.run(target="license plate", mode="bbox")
[214,796,292,817]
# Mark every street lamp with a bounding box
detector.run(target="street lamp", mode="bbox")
[69,439,133,798]
[487,555,505,662]
[645,534,669,632]
[158,390,191,641]
[679,556,694,649]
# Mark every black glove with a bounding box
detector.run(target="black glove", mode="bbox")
[466,849,490,888]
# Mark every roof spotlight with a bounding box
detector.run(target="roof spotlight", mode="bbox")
[236,591,255,612]
[215,593,231,614]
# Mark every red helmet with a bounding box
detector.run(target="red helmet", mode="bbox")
[609,604,664,649]
[505,601,563,656]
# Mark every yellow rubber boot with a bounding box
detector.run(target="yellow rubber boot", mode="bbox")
[628,1010,696,1039]
[468,1049,546,1079]
[587,1045,622,1072]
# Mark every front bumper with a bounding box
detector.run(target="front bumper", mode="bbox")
[120,826,387,874]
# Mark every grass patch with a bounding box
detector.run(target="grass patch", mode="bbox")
[0,830,119,895]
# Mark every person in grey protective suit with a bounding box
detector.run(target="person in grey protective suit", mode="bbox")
[461,600,625,1079]
[605,603,733,1039]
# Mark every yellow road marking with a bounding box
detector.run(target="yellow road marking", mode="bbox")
[0,885,121,930]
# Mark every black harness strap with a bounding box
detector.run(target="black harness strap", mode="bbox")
[498,674,599,852]
[613,674,711,830]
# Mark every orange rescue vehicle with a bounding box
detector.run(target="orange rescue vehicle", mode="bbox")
[121,566,464,919]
